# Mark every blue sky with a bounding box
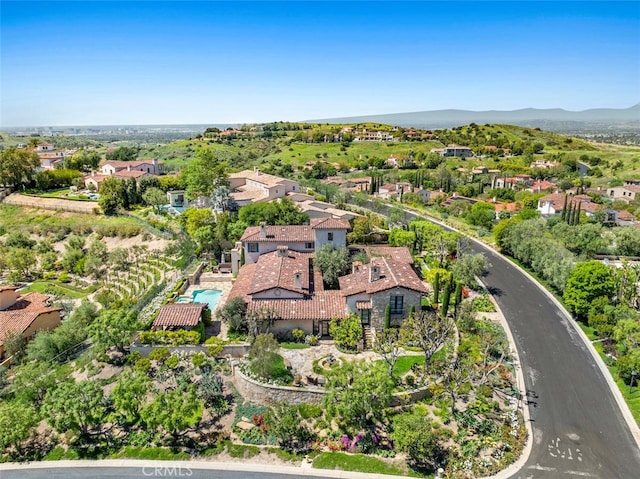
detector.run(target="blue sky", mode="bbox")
[1,1,639,126]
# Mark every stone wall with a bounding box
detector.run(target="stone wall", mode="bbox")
[233,364,432,407]
[370,287,422,331]
[131,343,250,358]
[234,366,326,405]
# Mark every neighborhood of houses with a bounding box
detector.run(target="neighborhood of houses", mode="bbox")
[3,139,639,365]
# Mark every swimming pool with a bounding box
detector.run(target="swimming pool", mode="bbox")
[175,295,192,303]
[192,289,222,311]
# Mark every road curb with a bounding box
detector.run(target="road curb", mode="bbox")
[0,458,410,479]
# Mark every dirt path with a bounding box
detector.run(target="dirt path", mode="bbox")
[3,193,100,214]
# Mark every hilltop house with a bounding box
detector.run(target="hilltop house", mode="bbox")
[34,143,69,170]
[226,222,426,341]
[431,144,474,158]
[229,168,300,206]
[100,159,162,176]
[0,286,62,364]
[606,184,640,204]
[537,193,598,218]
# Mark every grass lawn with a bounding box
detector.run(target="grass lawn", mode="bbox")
[22,280,99,299]
[279,342,310,350]
[313,452,421,477]
[392,355,425,377]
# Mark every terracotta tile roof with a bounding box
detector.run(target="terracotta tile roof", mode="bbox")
[228,263,258,302]
[248,292,347,321]
[100,160,158,169]
[539,193,596,213]
[493,202,518,213]
[229,169,295,187]
[363,246,414,264]
[529,180,556,191]
[241,219,350,243]
[355,300,372,310]
[241,224,315,243]
[84,174,110,183]
[248,250,313,295]
[114,170,147,179]
[616,210,636,221]
[0,292,62,346]
[152,303,205,328]
[310,217,350,230]
[339,257,427,296]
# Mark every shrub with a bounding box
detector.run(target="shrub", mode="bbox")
[298,404,323,419]
[165,355,179,369]
[291,328,305,343]
[149,347,171,363]
[134,358,151,373]
[205,336,225,357]
[192,352,207,368]
[138,330,201,346]
[304,334,319,346]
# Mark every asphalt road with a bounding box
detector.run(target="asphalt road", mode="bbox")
[404,207,640,478]
[3,207,640,479]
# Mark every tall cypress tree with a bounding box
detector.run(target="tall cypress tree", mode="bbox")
[560,195,568,221]
[441,279,451,317]
[574,202,581,225]
[433,271,440,305]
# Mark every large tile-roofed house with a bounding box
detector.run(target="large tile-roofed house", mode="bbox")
[0,286,62,362]
[537,193,597,217]
[228,215,426,338]
[228,248,348,336]
[238,218,350,266]
[606,185,640,204]
[339,256,428,331]
[152,303,205,330]
[229,168,300,206]
[100,159,162,176]
[83,170,151,191]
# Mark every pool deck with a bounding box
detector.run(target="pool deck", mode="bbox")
[183,273,234,339]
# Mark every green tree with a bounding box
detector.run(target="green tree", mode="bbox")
[216,297,247,333]
[400,311,453,373]
[0,400,38,457]
[84,239,108,277]
[467,202,496,229]
[388,228,416,250]
[374,328,402,377]
[42,380,107,437]
[3,330,26,363]
[110,371,152,426]
[105,146,139,161]
[89,308,139,354]
[141,384,203,441]
[329,314,363,351]
[142,187,166,213]
[0,148,40,189]
[563,261,615,319]
[181,149,229,199]
[313,244,350,289]
[265,403,314,452]
[391,411,441,468]
[451,253,490,289]
[384,304,391,330]
[98,177,127,214]
[5,247,37,280]
[325,360,394,428]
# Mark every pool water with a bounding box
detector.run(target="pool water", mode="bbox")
[175,295,191,303]
[192,289,222,311]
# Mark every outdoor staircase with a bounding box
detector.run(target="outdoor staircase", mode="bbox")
[363,325,374,350]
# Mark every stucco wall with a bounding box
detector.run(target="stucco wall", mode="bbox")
[270,319,313,336]
[252,288,304,300]
[0,290,19,310]
[313,229,347,250]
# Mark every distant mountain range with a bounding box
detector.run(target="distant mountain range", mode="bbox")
[309,104,640,131]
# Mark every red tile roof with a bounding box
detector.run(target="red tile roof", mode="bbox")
[152,303,205,328]
[100,160,158,169]
[114,170,147,179]
[310,217,350,230]
[241,224,315,243]
[0,292,61,347]
[248,292,347,321]
[339,257,427,296]
[616,210,636,221]
[248,250,313,295]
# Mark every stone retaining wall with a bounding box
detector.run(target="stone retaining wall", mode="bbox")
[233,365,432,406]
[131,343,250,358]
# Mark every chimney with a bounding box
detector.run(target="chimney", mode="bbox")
[293,272,302,290]
[277,245,289,257]
[369,265,380,282]
[259,222,267,238]
[352,261,362,274]
[254,166,261,175]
